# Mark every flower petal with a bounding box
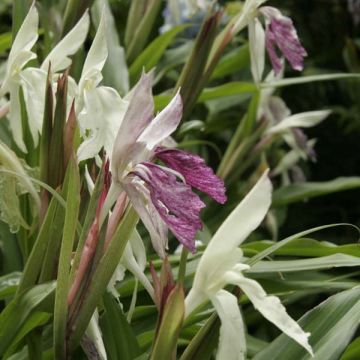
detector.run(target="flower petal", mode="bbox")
[261,6,307,74]
[20,68,47,146]
[133,163,205,252]
[155,147,226,203]
[137,90,182,151]
[203,171,271,259]
[211,290,247,360]
[124,180,168,258]
[111,72,154,176]
[41,11,90,73]
[80,12,107,89]
[266,110,331,135]
[249,18,266,84]
[77,86,128,161]
[227,271,313,356]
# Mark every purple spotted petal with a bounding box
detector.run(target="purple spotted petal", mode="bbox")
[132,163,205,252]
[260,7,307,74]
[155,147,227,204]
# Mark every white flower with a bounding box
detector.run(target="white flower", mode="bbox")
[185,171,313,360]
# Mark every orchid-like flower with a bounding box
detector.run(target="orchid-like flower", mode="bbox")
[0,4,90,151]
[185,171,313,359]
[76,13,128,162]
[102,72,226,257]
[232,1,307,81]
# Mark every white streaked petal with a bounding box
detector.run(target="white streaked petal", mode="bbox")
[227,271,313,356]
[266,110,331,135]
[41,11,90,73]
[111,72,154,175]
[203,171,272,259]
[20,68,47,146]
[137,90,183,151]
[249,18,265,84]
[8,82,27,153]
[77,86,128,161]
[211,290,246,360]
[8,4,38,66]
[80,12,107,88]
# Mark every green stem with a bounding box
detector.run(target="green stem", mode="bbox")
[178,247,189,284]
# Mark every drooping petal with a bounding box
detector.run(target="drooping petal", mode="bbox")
[249,17,266,84]
[41,11,90,73]
[203,171,271,259]
[20,68,47,146]
[227,271,313,356]
[8,82,27,153]
[84,309,107,360]
[266,110,331,135]
[124,180,168,258]
[260,6,307,74]
[137,90,183,151]
[77,86,128,162]
[111,72,154,177]
[132,163,205,252]
[211,290,247,360]
[155,147,226,204]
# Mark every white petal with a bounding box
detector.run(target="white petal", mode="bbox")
[41,11,90,73]
[77,86,128,161]
[8,82,27,153]
[249,18,265,84]
[266,110,331,135]
[211,290,246,360]
[228,271,313,356]
[137,90,183,151]
[111,72,154,175]
[204,171,272,258]
[20,68,47,146]
[9,5,38,63]
[85,310,107,360]
[80,12,107,89]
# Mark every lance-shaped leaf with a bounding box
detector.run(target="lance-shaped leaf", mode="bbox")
[151,284,185,360]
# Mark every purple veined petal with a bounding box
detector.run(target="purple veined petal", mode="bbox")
[260,6,307,74]
[111,72,154,176]
[155,147,227,204]
[123,179,168,258]
[132,163,206,253]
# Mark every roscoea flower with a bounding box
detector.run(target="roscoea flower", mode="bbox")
[185,171,313,360]
[0,3,90,151]
[103,72,226,257]
[232,1,307,81]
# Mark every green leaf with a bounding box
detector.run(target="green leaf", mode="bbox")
[54,157,80,359]
[211,45,250,79]
[68,206,138,351]
[242,238,360,258]
[100,293,141,360]
[254,287,360,360]
[0,32,12,54]
[0,272,21,300]
[341,337,360,360]
[198,82,256,102]
[249,254,360,273]
[151,285,185,360]
[0,282,55,355]
[273,177,360,206]
[261,73,360,89]
[129,25,188,84]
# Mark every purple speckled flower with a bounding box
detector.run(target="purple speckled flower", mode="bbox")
[260,6,307,75]
[155,146,226,204]
[108,72,227,257]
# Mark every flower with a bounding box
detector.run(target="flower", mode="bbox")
[232,1,307,80]
[185,171,313,359]
[103,72,226,257]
